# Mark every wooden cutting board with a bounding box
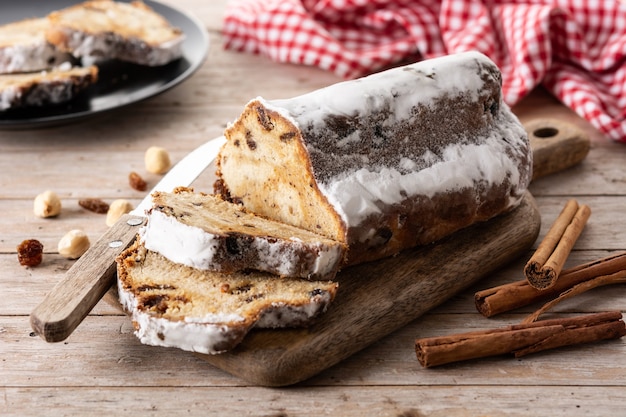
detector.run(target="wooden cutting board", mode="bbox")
[198,193,540,386]
[191,118,590,386]
[100,118,588,386]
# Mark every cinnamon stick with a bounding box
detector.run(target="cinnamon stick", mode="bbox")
[475,251,626,317]
[415,311,625,368]
[523,270,626,324]
[514,311,626,357]
[524,199,591,290]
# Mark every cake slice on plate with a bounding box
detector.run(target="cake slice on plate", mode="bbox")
[0,64,98,111]
[0,17,73,74]
[46,0,185,66]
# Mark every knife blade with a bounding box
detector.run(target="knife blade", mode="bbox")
[30,136,226,343]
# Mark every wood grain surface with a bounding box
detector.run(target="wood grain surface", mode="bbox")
[3,1,626,415]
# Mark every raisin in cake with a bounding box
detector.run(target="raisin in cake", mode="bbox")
[46,0,184,66]
[116,240,338,354]
[140,187,346,280]
[215,51,532,266]
[0,17,72,74]
[0,64,98,110]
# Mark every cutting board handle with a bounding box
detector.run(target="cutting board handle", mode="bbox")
[526,118,590,181]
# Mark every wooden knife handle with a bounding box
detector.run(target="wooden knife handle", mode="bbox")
[29,214,146,343]
[527,118,590,181]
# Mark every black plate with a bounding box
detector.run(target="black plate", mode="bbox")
[0,0,209,129]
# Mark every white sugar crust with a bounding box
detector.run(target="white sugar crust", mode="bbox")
[317,109,527,228]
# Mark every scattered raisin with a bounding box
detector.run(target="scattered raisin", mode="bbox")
[220,283,230,293]
[17,239,43,267]
[79,198,109,214]
[129,171,147,191]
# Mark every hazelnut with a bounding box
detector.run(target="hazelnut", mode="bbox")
[106,199,134,227]
[58,230,90,259]
[33,190,62,218]
[144,146,171,174]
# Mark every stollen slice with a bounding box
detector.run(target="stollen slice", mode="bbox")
[0,17,73,74]
[116,240,339,354]
[46,0,185,66]
[0,64,98,111]
[141,187,346,280]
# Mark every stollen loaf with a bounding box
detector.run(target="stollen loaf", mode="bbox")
[215,51,532,265]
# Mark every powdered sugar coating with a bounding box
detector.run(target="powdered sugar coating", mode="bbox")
[0,86,18,110]
[139,210,221,269]
[319,110,527,227]
[255,294,333,328]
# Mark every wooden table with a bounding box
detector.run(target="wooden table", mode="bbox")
[3,1,626,415]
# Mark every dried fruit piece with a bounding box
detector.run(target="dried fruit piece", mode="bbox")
[17,239,43,267]
[79,198,109,214]
[129,171,147,191]
[58,230,90,259]
[145,146,171,174]
[33,190,62,218]
[106,199,134,227]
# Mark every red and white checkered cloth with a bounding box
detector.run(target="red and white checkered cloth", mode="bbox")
[223,0,626,142]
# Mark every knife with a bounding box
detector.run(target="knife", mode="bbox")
[30,135,226,343]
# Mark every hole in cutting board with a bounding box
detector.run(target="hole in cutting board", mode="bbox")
[533,127,559,138]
